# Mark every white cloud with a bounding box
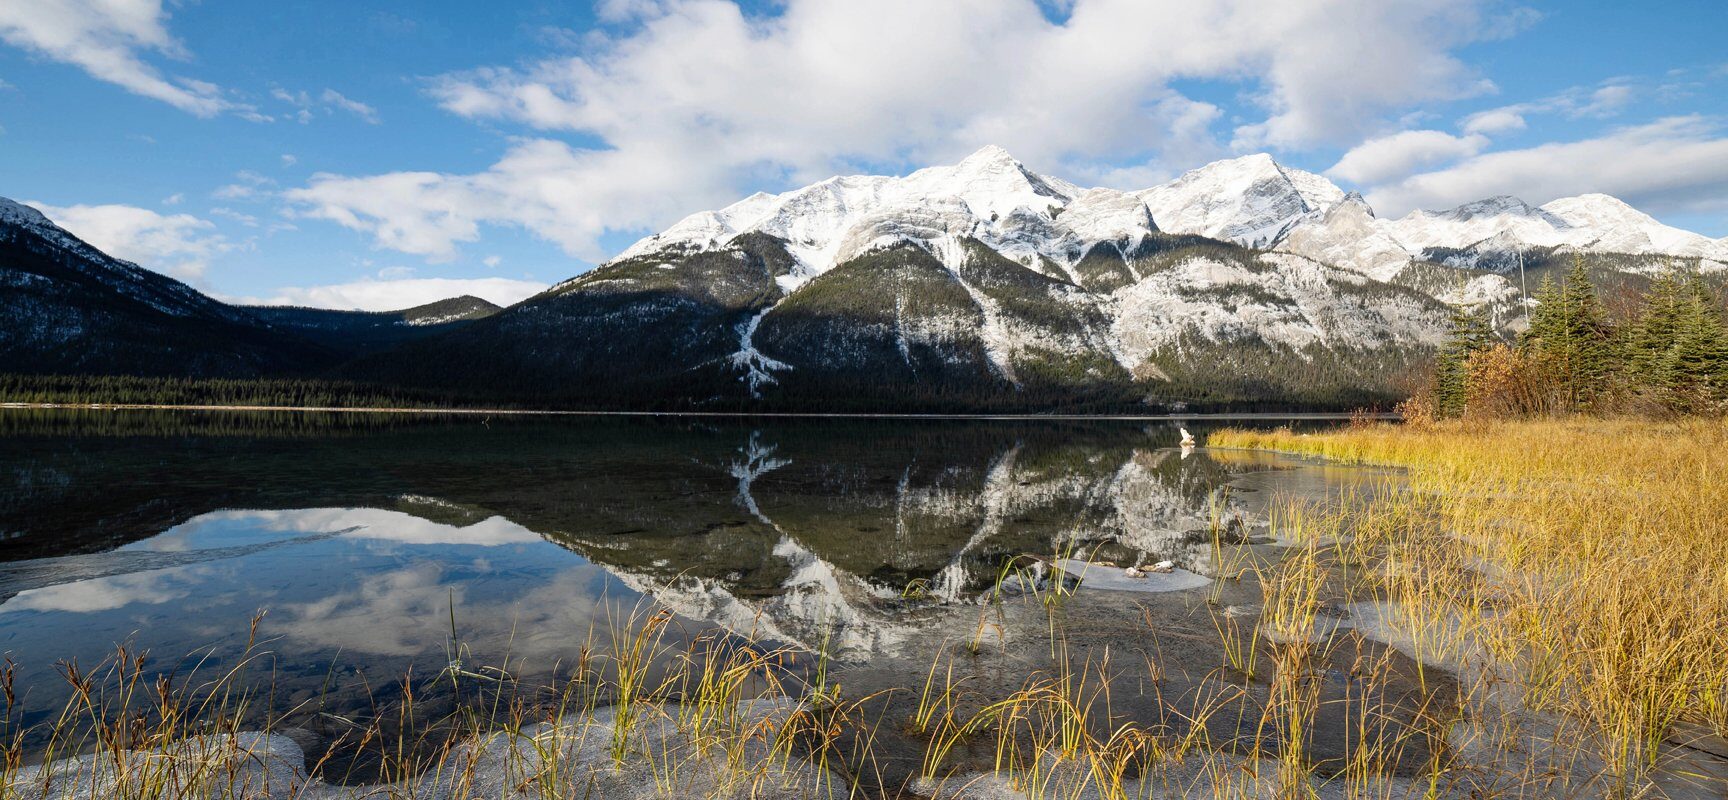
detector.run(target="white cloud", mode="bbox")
[208,206,259,227]
[1327,129,1489,185]
[280,153,297,167]
[1364,116,1728,217]
[1459,78,1640,137]
[270,87,381,124]
[0,0,234,116]
[1461,107,1527,135]
[212,170,275,201]
[1574,82,1634,119]
[482,255,502,268]
[319,88,380,124]
[261,276,547,311]
[289,0,1517,261]
[33,202,230,279]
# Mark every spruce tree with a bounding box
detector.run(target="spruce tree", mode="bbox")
[1624,271,1687,404]
[1435,305,1497,417]
[1519,256,1613,411]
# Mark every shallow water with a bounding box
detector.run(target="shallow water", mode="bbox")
[0,410,1402,779]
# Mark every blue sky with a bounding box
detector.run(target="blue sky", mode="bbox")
[1,0,1725,309]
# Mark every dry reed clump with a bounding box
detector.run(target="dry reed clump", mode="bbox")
[0,605,878,800]
[1209,418,1728,796]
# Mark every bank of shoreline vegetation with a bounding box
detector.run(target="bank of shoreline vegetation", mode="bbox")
[0,373,1398,416]
[1418,256,1728,421]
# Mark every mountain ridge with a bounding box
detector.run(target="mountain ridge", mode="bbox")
[0,200,502,377]
[3,147,1724,411]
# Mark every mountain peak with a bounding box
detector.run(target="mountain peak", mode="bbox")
[954,144,1023,171]
[1218,152,1279,170]
[911,144,1073,208]
[1135,153,1344,246]
[1333,191,1376,219]
[1441,195,1546,221]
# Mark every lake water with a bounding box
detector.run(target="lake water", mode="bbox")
[0,410,1411,783]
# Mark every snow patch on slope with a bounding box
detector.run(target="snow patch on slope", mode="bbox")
[729,307,792,398]
[932,235,1020,386]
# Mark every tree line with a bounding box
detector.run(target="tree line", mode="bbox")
[0,374,483,410]
[1419,256,1728,420]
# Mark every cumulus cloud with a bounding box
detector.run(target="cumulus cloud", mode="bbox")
[1327,130,1489,185]
[34,202,230,279]
[0,0,234,116]
[288,0,1518,261]
[260,275,547,311]
[1363,116,1728,217]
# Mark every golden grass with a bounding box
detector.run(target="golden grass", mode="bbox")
[1211,418,1728,797]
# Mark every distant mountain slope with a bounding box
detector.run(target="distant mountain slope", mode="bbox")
[344,233,797,406]
[245,295,500,356]
[0,197,510,378]
[1291,192,1728,276]
[0,198,325,377]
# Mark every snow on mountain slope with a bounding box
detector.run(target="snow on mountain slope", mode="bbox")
[1136,154,1345,247]
[1109,251,1446,370]
[1380,196,1576,254]
[621,145,1090,289]
[621,147,1725,297]
[1280,191,1728,276]
[1540,194,1728,261]
[1273,193,1412,282]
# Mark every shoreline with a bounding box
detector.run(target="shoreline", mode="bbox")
[0,402,1392,421]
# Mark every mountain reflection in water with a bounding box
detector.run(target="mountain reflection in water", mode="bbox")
[0,412,1390,738]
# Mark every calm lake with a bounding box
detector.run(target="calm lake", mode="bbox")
[0,410,1408,781]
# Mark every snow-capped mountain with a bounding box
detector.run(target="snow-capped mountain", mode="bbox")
[1136,153,1345,247]
[1355,193,1728,273]
[620,145,1134,288]
[8,145,1724,411]
[354,147,1450,411]
[1273,193,1415,282]
[1541,194,1728,260]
